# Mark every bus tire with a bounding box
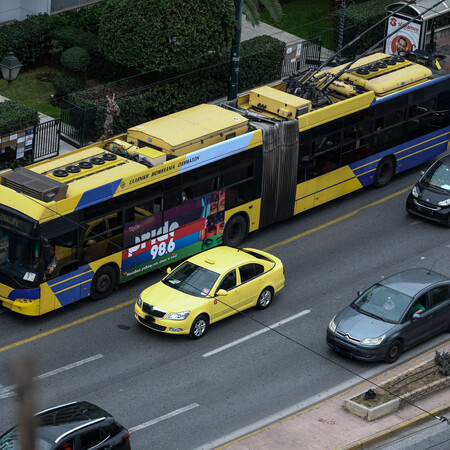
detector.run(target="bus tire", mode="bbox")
[223,214,247,247]
[91,265,116,300]
[374,157,395,188]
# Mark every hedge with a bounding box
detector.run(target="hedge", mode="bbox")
[0,14,62,67]
[0,101,39,135]
[66,34,285,141]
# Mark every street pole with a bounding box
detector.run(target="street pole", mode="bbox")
[228,0,242,101]
[336,0,346,66]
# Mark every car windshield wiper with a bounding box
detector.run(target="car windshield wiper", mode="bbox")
[360,308,386,322]
[426,183,450,193]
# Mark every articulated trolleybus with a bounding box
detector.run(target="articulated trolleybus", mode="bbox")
[0,51,449,315]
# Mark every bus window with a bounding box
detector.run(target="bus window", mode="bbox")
[83,212,123,263]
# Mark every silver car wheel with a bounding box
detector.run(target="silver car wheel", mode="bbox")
[189,314,208,339]
[256,288,273,310]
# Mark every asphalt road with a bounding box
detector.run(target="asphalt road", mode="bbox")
[1,158,450,449]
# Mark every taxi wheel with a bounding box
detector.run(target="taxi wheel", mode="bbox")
[256,287,273,310]
[189,314,208,339]
[384,340,402,363]
[91,265,116,300]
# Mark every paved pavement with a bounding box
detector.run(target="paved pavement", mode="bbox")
[217,340,450,450]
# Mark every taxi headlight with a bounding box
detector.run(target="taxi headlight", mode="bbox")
[361,334,386,346]
[411,185,419,198]
[167,311,190,320]
[137,296,143,308]
[438,198,450,206]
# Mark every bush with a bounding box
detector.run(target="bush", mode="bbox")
[99,0,235,72]
[0,101,39,135]
[335,0,394,55]
[435,350,450,376]
[57,1,106,34]
[0,14,62,67]
[49,26,100,56]
[53,72,85,96]
[61,47,90,74]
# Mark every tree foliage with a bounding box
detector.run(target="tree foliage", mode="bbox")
[98,0,235,72]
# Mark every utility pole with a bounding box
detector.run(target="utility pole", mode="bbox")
[336,0,346,65]
[228,0,243,101]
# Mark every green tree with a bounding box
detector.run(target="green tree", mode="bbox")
[243,0,282,26]
[98,0,235,72]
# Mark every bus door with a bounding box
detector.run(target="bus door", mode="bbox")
[257,120,298,228]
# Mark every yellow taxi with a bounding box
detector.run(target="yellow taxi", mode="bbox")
[134,246,285,339]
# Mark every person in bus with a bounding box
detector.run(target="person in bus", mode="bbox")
[45,245,58,277]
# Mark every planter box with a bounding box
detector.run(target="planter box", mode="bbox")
[344,359,450,421]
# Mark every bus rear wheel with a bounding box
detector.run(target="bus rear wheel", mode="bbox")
[223,215,247,247]
[374,157,395,188]
[91,265,116,300]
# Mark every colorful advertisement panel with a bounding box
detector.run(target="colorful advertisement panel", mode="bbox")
[121,190,225,281]
[384,14,422,55]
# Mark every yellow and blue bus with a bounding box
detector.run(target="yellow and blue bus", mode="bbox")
[0,51,448,315]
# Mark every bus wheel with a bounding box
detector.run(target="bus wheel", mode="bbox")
[223,215,247,247]
[91,265,116,300]
[374,157,395,188]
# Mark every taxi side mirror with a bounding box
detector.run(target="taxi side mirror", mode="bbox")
[216,289,228,297]
[166,267,172,274]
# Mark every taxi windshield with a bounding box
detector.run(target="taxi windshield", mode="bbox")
[163,261,219,297]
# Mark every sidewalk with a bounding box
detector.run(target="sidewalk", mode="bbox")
[220,340,450,450]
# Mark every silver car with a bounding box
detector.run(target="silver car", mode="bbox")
[326,268,450,363]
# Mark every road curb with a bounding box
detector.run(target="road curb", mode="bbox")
[339,401,450,449]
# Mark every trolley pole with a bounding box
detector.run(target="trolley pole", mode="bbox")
[228,0,243,101]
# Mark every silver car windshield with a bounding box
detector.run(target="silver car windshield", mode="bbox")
[163,261,220,297]
[423,160,450,191]
[353,284,412,323]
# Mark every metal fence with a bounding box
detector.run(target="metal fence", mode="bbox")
[33,119,61,162]
[308,25,359,65]
[60,100,98,148]
[282,36,324,78]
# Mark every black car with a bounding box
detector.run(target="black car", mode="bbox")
[406,154,450,226]
[327,268,450,363]
[0,401,130,449]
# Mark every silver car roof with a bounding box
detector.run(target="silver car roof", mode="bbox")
[379,268,448,298]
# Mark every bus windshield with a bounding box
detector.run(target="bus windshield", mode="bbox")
[0,228,40,285]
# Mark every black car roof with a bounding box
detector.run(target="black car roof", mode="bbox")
[36,401,111,444]
[379,268,448,297]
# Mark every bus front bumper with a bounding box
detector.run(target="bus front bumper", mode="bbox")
[1,296,40,316]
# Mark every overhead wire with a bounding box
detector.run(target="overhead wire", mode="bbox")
[17,188,450,426]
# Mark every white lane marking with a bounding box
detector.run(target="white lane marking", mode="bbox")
[193,366,386,450]
[0,354,104,400]
[129,403,199,433]
[202,310,311,358]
